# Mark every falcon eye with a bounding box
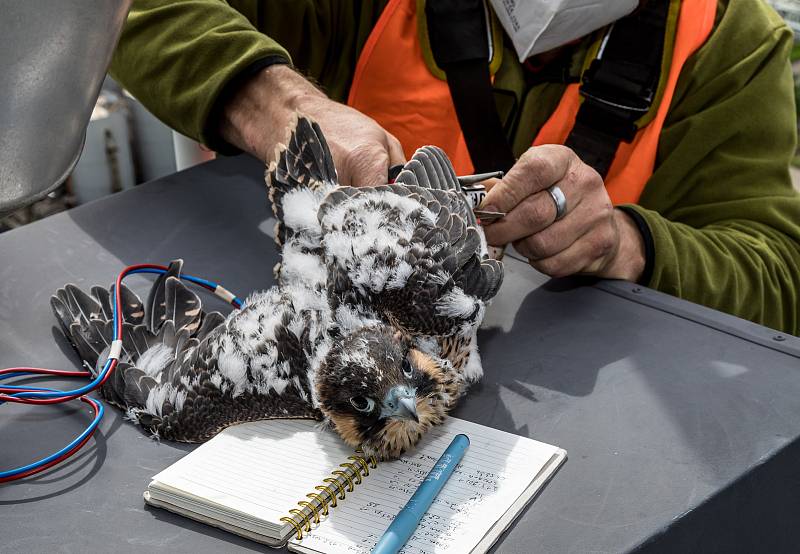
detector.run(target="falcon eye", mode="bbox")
[349,396,375,413]
[402,358,414,379]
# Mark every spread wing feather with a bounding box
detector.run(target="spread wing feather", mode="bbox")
[50,117,497,452]
[266,115,338,251]
[266,115,337,289]
[51,259,323,442]
[319,147,503,336]
[394,146,477,227]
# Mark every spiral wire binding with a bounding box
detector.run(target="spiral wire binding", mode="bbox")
[323,477,346,500]
[280,450,379,541]
[316,484,338,507]
[333,469,356,489]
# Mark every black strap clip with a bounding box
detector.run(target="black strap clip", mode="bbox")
[576,53,657,144]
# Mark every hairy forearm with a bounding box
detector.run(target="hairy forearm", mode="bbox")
[109,0,291,149]
[219,65,327,161]
[219,62,405,185]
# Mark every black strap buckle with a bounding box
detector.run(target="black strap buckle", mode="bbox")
[576,55,658,143]
[580,89,652,115]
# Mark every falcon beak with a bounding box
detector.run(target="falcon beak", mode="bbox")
[396,396,419,423]
[382,386,419,422]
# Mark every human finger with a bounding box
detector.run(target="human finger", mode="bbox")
[480,145,574,214]
[344,142,391,187]
[527,224,618,278]
[479,177,502,192]
[484,150,605,246]
[482,188,558,246]
[511,196,605,260]
[385,132,407,167]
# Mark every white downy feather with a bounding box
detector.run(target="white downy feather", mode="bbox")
[435,287,478,318]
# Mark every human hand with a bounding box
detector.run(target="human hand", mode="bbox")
[480,145,645,281]
[220,64,405,186]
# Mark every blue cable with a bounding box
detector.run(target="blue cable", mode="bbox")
[2,267,128,476]
[1,264,243,480]
[126,267,212,288]
[0,372,30,381]
[0,401,104,479]
[6,268,236,401]
[5,358,114,401]
[0,384,56,392]
[182,275,217,289]
[125,268,243,307]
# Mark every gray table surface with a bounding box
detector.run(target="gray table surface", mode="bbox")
[2,155,800,554]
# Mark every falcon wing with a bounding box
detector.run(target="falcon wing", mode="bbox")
[394,145,478,228]
[51,260,323,442]
[318,148,503,337]
[266,115,338,289]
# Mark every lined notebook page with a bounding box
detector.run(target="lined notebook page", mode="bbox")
[291,418,561,554]
[150,419,355,529]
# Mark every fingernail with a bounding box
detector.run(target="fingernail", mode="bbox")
[481,204,497,212]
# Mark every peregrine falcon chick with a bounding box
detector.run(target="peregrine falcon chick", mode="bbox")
[318,327,460,459]
[51,116,503,459]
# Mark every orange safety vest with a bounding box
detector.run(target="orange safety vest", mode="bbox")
[347,0,717,205]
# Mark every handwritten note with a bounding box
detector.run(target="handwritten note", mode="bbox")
[291,418,561,554]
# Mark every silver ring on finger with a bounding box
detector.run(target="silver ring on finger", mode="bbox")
[547,184,567,221]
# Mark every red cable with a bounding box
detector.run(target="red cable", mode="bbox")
[0,264,144,482]
[0,360,117,404]
[0,397,100,483]
[0,368,91,377]
[0,368,92,396]
[0,258,139,404]
[2,263,234,482]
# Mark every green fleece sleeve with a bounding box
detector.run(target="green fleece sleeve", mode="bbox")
[628,0,800,335]
[108,0,291,151]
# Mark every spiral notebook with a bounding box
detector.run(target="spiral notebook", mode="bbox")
[144,418,566,553]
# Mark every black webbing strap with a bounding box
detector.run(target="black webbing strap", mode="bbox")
[566,0,670,178]
[425,0,516,173]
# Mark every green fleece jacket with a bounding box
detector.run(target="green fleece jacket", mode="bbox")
[110,0,800,335]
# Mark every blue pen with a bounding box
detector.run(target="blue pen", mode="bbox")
[371,434,470,554]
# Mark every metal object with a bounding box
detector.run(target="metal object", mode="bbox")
[389,166,507,222]
[456,170,504,186]
[463,185,487,210]
[459,171,504,212]
[0,0,133,214]
[547,184,568,220]
[472,209,506,223]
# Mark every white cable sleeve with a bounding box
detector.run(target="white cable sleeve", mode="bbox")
[108,340,124,361]
[214,285,237,304]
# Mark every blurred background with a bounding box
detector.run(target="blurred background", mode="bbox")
[2,0,800,233]
[0,76,213,232]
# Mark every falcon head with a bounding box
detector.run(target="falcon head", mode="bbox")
[316,325,453,460]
